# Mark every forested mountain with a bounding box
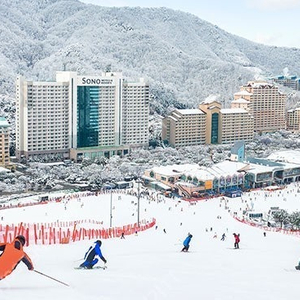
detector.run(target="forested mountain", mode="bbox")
[0,0,300,118]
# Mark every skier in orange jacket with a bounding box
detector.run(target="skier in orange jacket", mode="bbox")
[0,235,34,280]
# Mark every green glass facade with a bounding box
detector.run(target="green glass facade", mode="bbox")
[211,113,219,144]
[77,86,99,147]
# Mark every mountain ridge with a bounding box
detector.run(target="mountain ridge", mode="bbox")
[0,0,300,117]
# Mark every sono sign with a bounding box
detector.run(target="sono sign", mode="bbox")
[79,77,114,85]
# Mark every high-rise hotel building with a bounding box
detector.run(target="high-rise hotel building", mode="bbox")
[16,71,149,161]
[0,117,10,167]
[234,81,286,133]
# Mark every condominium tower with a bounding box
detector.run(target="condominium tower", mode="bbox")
[16,72,149,161]
[0,117,10,167]
[287,108,300,131]
[234,81,286,132]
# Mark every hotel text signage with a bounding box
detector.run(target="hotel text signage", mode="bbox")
[79,76,114,86]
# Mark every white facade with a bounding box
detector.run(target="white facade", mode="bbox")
[16,76,70,159]
[16,72,149,160]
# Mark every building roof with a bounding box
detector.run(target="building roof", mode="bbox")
[231,98,250,104]
[176,109,204,115]
[247,81,274,88]
[267,150,300,165]
[0,167,10,173]
[0,117,10,127]
[234,91,253,96]
[246,156,300,175]
[220,108,248,114]
[201,98,220,105]
[151,164,199,177]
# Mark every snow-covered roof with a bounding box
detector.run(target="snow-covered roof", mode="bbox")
[231,98,250,104]
[287,107,300,112]
[220,108,248,114]
[234,90,253,96]
[208,161,248,177]
[150,161,249,181]
[247,81,274,88]
[267,150,300,165]
[0,117,10,127]
[176,109,204,115]
[150,164,199,177]
[0,167,10,173]
[201,98,220,105]
[185,168,215,181]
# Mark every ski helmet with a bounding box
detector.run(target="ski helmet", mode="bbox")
[16,235,26,246]
[95,240,102,246]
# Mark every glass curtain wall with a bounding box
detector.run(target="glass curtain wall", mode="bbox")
[77,86,99,147]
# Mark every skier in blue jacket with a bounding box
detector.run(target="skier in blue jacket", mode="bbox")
[79,240,107,269]
[181,233,193,252]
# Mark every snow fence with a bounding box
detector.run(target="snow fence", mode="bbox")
[232,215,300,237]
[0,218,156,246]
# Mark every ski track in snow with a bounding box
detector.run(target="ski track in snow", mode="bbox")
[1,183,300,300]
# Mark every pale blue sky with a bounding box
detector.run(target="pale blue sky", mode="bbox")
[80,0,300,48]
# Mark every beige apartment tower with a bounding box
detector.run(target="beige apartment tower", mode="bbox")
[287,108,300,131]
[234,81,286,132]
[0,117,10,167]
[162,109,206,147]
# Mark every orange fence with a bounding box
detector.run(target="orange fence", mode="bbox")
[0,218,156,246]
[232,215,300,237]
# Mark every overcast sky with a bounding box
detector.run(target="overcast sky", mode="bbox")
[80,0,300,49]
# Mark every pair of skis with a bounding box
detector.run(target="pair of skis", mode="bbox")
[74,265,107,270]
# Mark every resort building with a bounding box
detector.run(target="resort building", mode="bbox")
[287,108,300,131]
[270,75,300,91]
[144,150,300,197]
[234,81,286,133]
[161,109,206,147]
[162,100,254,147]
[0,117,10,167]
[16,71,149,161]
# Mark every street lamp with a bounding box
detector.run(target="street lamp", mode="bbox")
[110,187,113,227]
[136,178,143,227]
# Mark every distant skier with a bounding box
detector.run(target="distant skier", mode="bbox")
[0,235,34,280]
[221,233,226,241]
[79,240,107,269]
[295,260,300,270]
[181,233,193,252]
[233,233,240,249]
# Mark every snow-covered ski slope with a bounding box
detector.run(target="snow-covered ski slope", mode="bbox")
[1,183,300,300]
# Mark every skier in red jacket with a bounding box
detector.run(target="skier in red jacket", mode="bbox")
[233,233,240,249]
[0,235,34,280]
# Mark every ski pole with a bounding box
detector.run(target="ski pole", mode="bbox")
[34,270,69,287]
[74,258,83,262]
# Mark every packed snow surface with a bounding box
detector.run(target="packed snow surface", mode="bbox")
[1,183,300,300]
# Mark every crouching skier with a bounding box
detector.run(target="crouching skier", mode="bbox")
[79,240,107,269]
[0,235,34,280]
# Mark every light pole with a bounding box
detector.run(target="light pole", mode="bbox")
[136,178,142,227]
[110,187,113,227]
